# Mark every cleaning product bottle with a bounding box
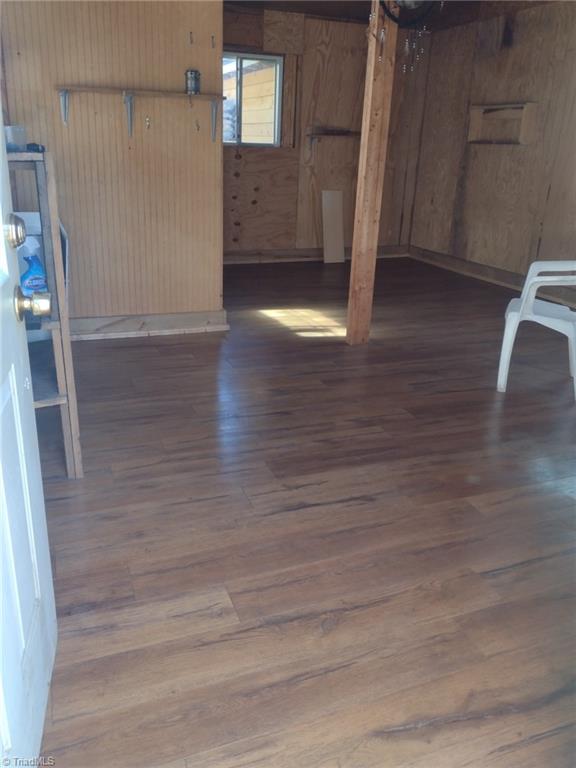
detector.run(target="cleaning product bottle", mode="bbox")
[20,250,48,296]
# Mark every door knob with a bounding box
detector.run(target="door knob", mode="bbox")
[5,213,27,249]
[14,286,51,321]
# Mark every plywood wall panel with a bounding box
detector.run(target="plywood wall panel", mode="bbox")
[223,6,263,51]
[3,1,223,319]
[411,1,576,282]
[224,147,299,251]
[380,35,430,246]
[410,24,477,255]
[222,11,418,256]
[456,3,576,274]
[263,10,305,54]
[537,41,576,263]
[295,18,366,249]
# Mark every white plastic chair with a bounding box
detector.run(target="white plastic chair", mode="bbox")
[497,261,576,398]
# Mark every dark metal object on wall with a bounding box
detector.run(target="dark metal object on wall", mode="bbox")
[380,1,436,29]
[185,69,201,95]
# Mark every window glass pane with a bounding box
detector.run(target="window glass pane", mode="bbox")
[241,58,277,145]
[222,56,238,143]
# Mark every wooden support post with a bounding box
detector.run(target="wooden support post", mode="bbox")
[346,0,397,345]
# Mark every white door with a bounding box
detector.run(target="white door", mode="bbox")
[0,110,57,756]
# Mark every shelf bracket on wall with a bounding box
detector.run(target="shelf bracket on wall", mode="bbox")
[55,85,225,140]
[123,91,135,137]
[210,98,219,143]
[58,89,70,125]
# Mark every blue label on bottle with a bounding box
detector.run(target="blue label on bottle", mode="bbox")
[21,275,47,296]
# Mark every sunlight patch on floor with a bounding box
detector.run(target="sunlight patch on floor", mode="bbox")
[259,308,346,337]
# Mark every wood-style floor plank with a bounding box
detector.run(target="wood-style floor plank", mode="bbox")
[57,586,239,665]
[39,260,575,767]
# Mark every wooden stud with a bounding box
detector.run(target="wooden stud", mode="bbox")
[281,54,299,149]
[51,326,76,479]
[35,159,60,320]
[346,0,397,345]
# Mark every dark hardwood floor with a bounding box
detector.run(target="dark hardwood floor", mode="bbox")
[39,259,576,767]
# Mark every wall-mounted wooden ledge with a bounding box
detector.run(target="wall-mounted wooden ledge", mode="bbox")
[56,85,225,140]
[306,126,361,140]
[8,151,45,162]
[468,101,538,145]
[55,85,225,101]
[69,310,229,341]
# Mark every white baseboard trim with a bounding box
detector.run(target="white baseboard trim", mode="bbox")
[70,310,229,340]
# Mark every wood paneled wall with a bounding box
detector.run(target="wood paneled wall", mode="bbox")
[411,25,476,255]
[2,1,223,319]
[411,1,576,277]
[223,7,427,256]
[224,9,300,253]
[295,18,365,249]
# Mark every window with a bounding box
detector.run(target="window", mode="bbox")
[223,53,283,146]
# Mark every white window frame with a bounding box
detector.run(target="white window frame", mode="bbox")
[223,52,284,147]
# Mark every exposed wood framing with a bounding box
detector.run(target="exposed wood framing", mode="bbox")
[346,0,397,345]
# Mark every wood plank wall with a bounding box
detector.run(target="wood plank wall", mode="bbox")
[223,7,427,258]
[411,1,576,277]
[2,1,223,320]
[295,17,365,249]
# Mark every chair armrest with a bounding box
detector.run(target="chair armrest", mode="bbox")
[527,275,576,288]
[520,275,576,316]
[526,260,576,280]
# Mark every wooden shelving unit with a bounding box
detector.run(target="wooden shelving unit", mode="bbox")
[9,151,84,479]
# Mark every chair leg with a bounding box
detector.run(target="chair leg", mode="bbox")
[568,326,576,378]
[568,326,576,400]
[497,315,520,393]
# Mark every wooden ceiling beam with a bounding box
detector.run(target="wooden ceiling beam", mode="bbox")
[224,2,552,31]
[346,0,397,345]
[224,1,370,24]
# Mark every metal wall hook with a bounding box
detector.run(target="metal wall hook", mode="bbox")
[378,28,386,62]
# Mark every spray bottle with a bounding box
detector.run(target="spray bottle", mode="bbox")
[20,240,48,296]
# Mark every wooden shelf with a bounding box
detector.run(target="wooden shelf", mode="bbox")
[307,126,361,139]
[7,151,45,162]
[29,341,67,410]
[55,85,225,101]
[55,84,225,141]
[41,317,60,331]
[33,377,67,410]
[468,102,538,145]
